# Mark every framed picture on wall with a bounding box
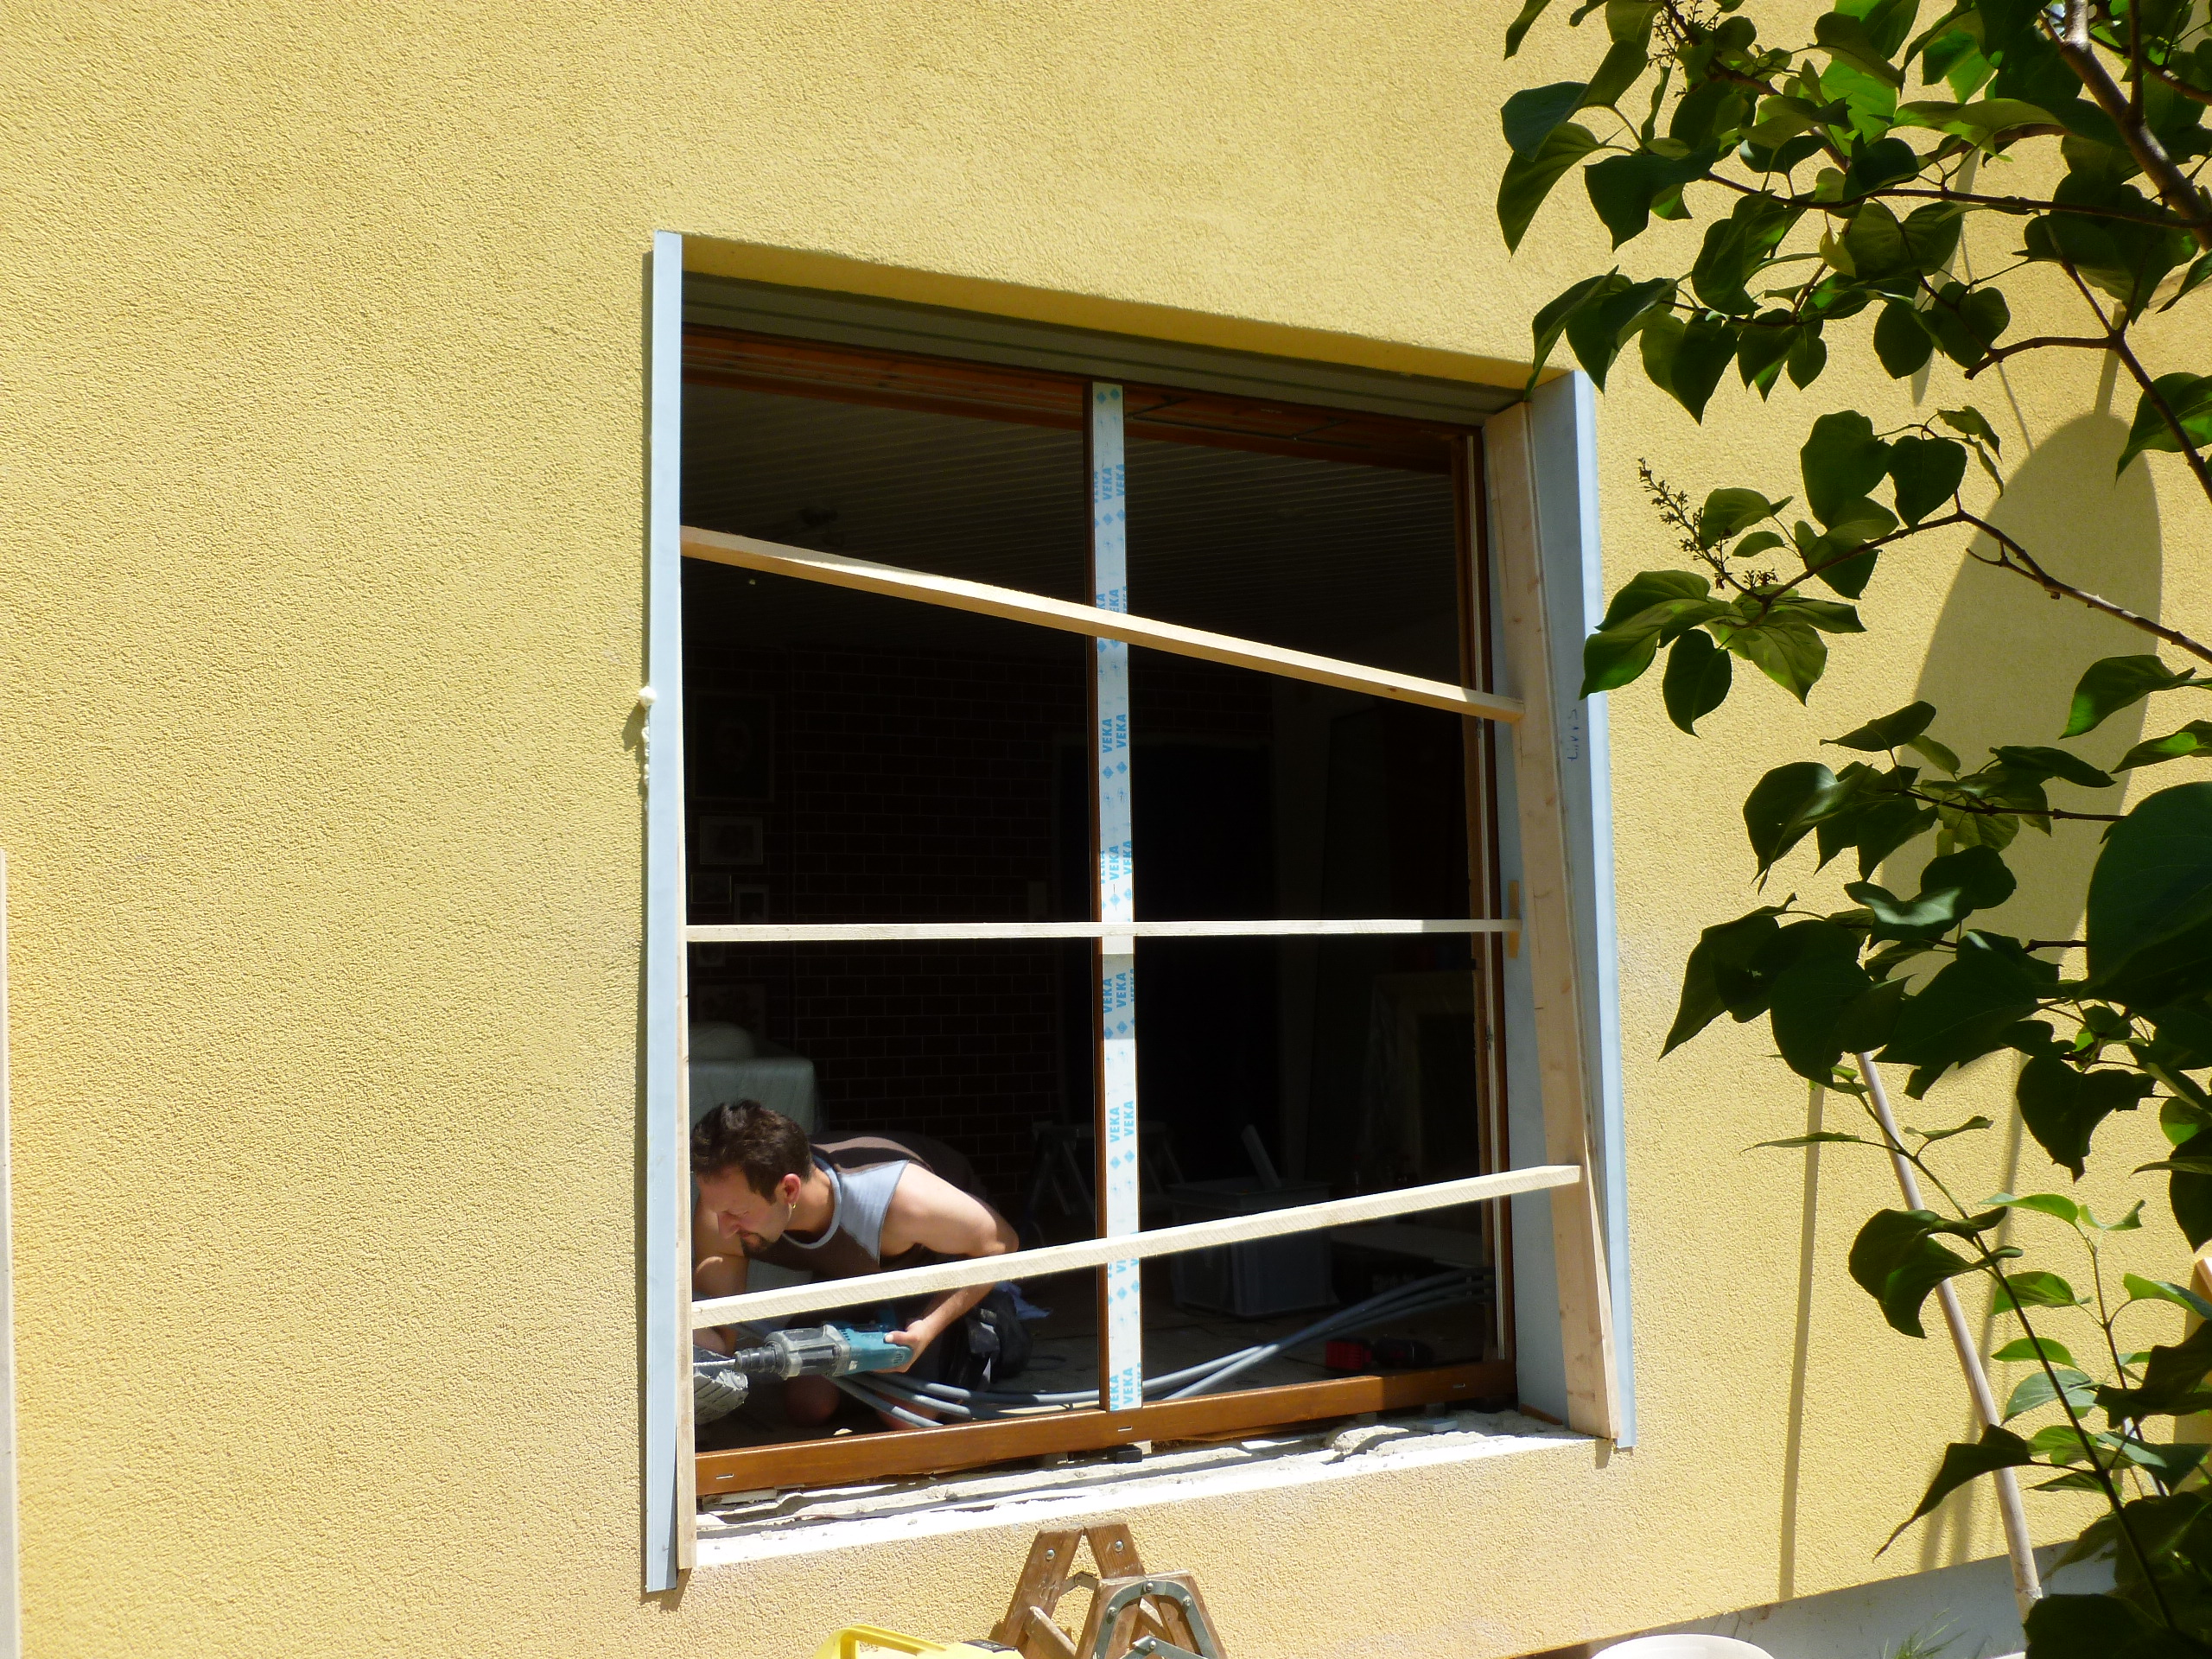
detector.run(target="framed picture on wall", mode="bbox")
[734,884,771,923]
[687,695,775,801]
[697,813,765,868]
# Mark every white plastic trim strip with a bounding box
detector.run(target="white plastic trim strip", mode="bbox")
[1091,382,1143,1412]
[692,1164,1581,1329]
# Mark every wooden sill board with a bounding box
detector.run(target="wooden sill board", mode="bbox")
[696,1360,1516,1494]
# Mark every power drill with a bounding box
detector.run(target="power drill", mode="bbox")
[693,1325,914,1421]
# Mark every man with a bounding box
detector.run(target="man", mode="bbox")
[690,1101,1022,1428]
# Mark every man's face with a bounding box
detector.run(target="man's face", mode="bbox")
[698,1168,798,1255]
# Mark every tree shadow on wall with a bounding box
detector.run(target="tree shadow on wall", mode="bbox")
[1900,409,2162,1574]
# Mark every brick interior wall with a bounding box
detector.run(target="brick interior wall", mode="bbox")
[685,639,1271,1204]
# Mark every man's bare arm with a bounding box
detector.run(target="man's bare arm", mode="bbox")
[877,1166,1019,1369]
[692,1211,747,1357]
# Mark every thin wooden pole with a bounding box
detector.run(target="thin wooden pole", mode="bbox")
[1859,1055,2042,1616]
[693,1162,1581,1329]
[679,526,1524,722]
[683,918,1515,944]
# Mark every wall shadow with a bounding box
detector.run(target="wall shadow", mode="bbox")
[1899,410,2160,1571]
[1892,410,2164,942]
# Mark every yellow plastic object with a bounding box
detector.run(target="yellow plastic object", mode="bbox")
[809,1626,1010,1659]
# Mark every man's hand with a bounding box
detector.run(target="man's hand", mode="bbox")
[882,1326,931,1372]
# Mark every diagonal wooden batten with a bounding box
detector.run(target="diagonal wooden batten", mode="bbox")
[690,1163,1581,1330]
[679,524,1526,722]
[684,918,1516,944]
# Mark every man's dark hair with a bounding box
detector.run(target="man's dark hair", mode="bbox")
[691,1101,813,1195]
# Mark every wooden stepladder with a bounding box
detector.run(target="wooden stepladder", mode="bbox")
[990,1524,1226,1659]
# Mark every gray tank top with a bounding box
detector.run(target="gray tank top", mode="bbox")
[776,1160,906,1269]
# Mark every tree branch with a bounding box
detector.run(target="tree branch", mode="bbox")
[1964,335,2114,376]
[1956,510,2212,665]
[2057,264,2212,510]
[2050,0,2212,250]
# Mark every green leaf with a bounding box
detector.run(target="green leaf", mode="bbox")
[2117,721,2212,772]
[1881,1427,2035,1552]
[1936,405,2001,452]
[2001,1271,2084,1311]
[1839,198,1910,276]
[1816,10,1909,86]
[1600,569,1713,629]
[1801,410,1894,525]
[1503,82,1591,154]
[2099,1317,2212,1417]
[1669,313,1740,422]
[1905,734,1960,773]
[1582,36,1652,109]
[2171,1128,2212,1252]
[1735,317,1797,394]
[1887,436,1967,524]
[2117,372,2212,476]
[1664,906,1784,1053]
[1988,746,2115,790]
[1878,931,2056,1082]
[1922,281,2009,368]
[1763,919,1876,1081]
[1993,1334,2078,1368]
[1698,488,1788,542]
[1744,761,1849,877]
[2002,1363,2095,1421]
[1754,1130,1879,1149]
[1850,1208,1980,1339]
[1982,1191,2082,1225]
[1872,301,1936,378]
[1769,595,1864,634]
[1567,276,1677,388]
[2025,1591,2206,1657]
[1845,844,2014,941]
[2019,1054,2157,1176]
[1583,147,1722,246]
[1693,196,1801,315]
[1528,273,1616,386]
[1835,975,1910,1052]
[1503,0,1557,57]
[1499,123,1600,252]
[1726,619,1828,702]
[1662,627,1732,734]
[2087,782,2212,1005]
[1894,97,2062,143]
[1830,700,1936,750]
[2063,655,2200,738]
[1787,328,1828,388]
[2123,1274,2212,1321]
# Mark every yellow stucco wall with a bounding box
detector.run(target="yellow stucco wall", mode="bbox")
[2,4,2205,1656]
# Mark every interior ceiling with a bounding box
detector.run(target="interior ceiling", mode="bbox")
[683,383,1463,680]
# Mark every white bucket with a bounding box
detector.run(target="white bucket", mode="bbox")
[1594,1638,1775,1659]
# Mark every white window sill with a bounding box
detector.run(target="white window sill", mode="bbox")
[695,1407,1585,1567]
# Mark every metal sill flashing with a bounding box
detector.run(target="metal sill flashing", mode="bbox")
[693,1407,1584,1567]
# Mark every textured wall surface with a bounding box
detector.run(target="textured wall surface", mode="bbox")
[1,4,2206,1656]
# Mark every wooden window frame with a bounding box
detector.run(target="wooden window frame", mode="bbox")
[643,247,1621,1583]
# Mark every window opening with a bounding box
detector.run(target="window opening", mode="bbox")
[677,328,1572,1498]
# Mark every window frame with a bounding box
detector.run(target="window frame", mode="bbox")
[642,240,1628,1586]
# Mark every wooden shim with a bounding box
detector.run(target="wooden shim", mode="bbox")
[679,524,1524,722]
[696,1360,1517,1493]
[1484,403,1623,1442]
[693,1164,1580,1329]
[684,918,1514,944]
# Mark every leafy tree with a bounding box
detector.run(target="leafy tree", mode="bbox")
[1497,0,2212,1651]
